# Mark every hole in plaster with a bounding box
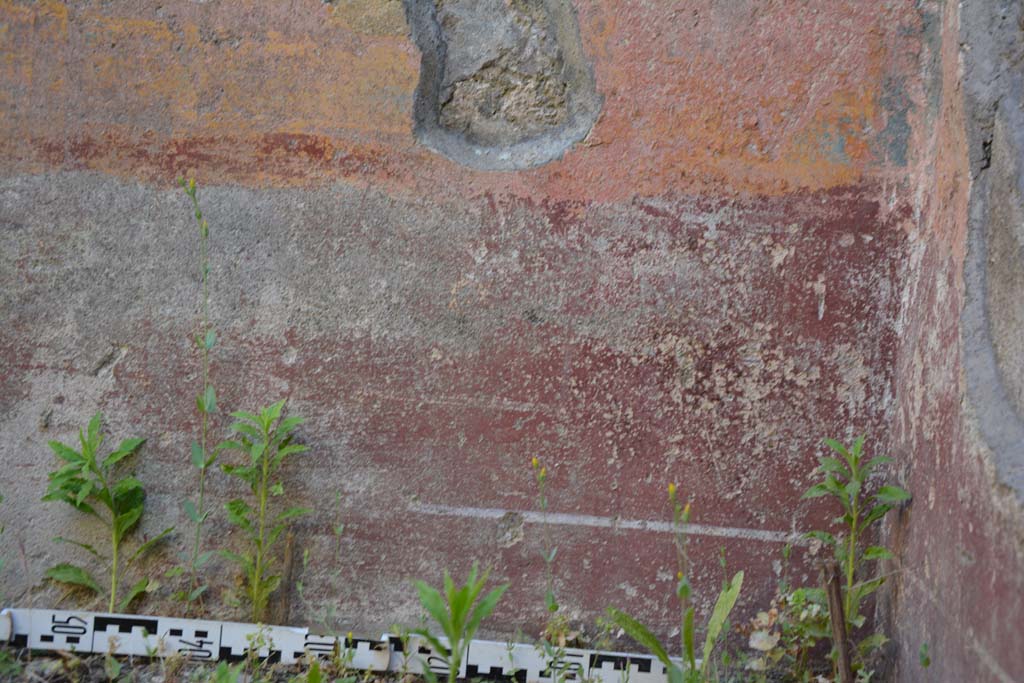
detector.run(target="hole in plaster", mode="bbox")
[402,0,602,170]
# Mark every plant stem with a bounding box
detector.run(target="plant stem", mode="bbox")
[538,474,556,609]
[845,498,858,621]
[253,427,272,621]
[186,184,211,612]
[96,464,118,612]
[110,526,119,613]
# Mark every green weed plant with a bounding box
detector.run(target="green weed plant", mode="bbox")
[802,436,909,676]
[178,176,221,609]
[413,563,509,683]
[42,413,172,612]
[219,400,311,622]
[608,485,743,683]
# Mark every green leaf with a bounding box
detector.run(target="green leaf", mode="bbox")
[204,329,217,350]
[824,438,850,460]
[862,504,893,527]
[852,576,886,603]
[465,583,509,642]
[49,441,83,463]
[874,486,911,504]
[270,482,284,496]
[801,483,831,499]
[865,456,893,471]
[682,607,695,669]
[229,410,262,425]
[703,571,743,668]
[858,633,889,656]
[276,415,305,434]
[219,550,254,575]
[545,590,558,612]
[225,499,254,533]
[264,399,287,425]
[307,659,323,683]
[188,585,209,601]
[268,523,287,548]
[43,490,101,519]
[118,577,151,611]
[221,464,258,487]
[249,441,267,464]
[104,437,145,468]
[114,506,143,540]
[215,439,246,454]
[415,581,451,637]
[274,506,311,524]
[863,546,894,561]
[75,479,94,506]
[805,530,836,546]
[204,385,217,414]
[273,443,308,467]
[45,563,101,593]
[86,413,103,450]
[606,608,671,667]
[53,536,102,558]
[191,441,205,469]
[184,499,200,522]
[817,457,847,475]
[111,477,143,499]
[127,527,174,565]
[919,643,931,668]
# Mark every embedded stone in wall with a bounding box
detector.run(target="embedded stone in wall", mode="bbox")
[403,0,601,169]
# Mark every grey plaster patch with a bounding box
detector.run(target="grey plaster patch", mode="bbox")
[960,0,1024,502]
[877,76,911,166]
[403,0,601,170]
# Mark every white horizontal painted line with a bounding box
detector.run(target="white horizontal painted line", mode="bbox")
[409,502,806,545]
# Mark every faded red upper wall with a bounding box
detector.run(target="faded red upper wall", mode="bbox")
[0,0,947,654]
[2,0,922,199]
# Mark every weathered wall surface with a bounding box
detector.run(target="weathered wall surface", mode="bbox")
[885,1,1024,682]
[6,0,1015,669]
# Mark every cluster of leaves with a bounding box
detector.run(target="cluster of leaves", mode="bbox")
[42,413,172,612]
[740,582,830,681]
[738,437,910,682]
[801,437,909,677]
[220,400,311,622]
[413,563,509,683]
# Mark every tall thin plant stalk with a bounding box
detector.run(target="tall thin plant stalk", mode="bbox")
[179,177,219,611]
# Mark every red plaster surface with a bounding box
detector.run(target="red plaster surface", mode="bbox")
[886,3,1024,682]
[6,1,1013,674]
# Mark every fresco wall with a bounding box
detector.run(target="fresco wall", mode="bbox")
[0,2,1020,680]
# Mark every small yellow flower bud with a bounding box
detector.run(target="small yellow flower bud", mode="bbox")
[347,631,353,643]
[668,482,677,499]
[676,571,683,580]
[532,456,539,469]
[540,467,547,478]
[683,502,691,520]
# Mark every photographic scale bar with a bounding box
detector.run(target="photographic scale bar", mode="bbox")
[0,608,686,683]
